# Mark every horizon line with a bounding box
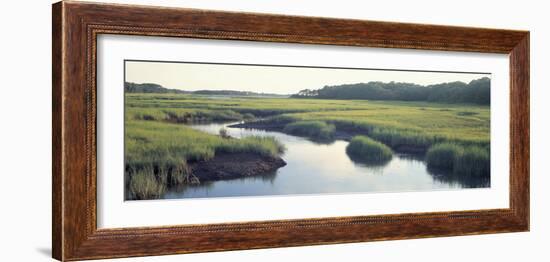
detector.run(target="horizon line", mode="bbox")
[124,76,490,95]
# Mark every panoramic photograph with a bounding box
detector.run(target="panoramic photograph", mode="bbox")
[124,60,491,200]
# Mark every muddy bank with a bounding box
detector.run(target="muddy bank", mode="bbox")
[189,152,287,182]
[229,121,427,154]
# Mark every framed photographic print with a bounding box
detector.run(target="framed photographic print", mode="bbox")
[52,1,529,261]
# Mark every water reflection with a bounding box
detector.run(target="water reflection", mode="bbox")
[427,166,491,188]
[162,122,490,199]
[346,153,393,168]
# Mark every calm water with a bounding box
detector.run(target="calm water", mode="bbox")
[163,122,489,199]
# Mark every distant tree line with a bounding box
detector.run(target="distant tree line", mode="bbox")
[125,82,287,97]
[124,82,189,94]
[291,77,490,105]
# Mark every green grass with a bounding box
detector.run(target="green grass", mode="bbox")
[454,146,490,177]
[125,93,491,198]
[126,120,284,163]
[426,143,490,177]
[287,107,489,148]
[127,107,246,123]
[346,136,393,164]
[125,119,285,199]
[127,93,489,149]
[283,121,336,140]
[425,143,463,170]
[128,167,166,200]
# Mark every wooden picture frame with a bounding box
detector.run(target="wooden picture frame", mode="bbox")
[52,1,529,261]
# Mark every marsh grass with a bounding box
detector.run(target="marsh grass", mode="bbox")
[125,93,491,198]
[369,128,439,150]
[128,167,166,200]
[125,120,285,199]
[215,136,286,156]
[283,121,336,140]
[425,143,462,169]
[127,93,490,148]
[426,143,489,177]
[263,116,485,152]
[164,109,243,123]
[346,136,393,164]
[454,146,490,177]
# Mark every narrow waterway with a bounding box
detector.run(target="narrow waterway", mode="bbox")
[163,122,489,199]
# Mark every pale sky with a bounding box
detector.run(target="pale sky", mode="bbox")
[125,60,490,95]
